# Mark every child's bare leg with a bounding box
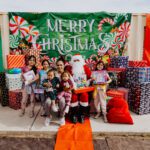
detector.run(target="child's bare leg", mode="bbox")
[29,93,35,118]
[20,89,28,117]
[45,98,51,116]
[40,94,46,116]
[99,90,107,123]
[93,94,101,119]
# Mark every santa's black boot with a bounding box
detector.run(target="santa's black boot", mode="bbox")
[78,105,86,124]
[70,107,78,124]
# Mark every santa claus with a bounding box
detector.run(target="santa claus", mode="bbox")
[65,54,91,123]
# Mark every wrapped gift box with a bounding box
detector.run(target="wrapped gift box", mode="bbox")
[106,89,125,99]
[126,82,150,115]
[126,67,150,83]
[129,60,148,67]
[7,55,25,69]
[108,69,126,88]
[6,73,23,91]
[9,90,22,110]
[28,48,41,65]
[0,72,6,88]
[110,56,129,68]
[0,87,9,106]
[107,67,126,72]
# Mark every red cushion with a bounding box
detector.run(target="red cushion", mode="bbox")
[107,97,133,124]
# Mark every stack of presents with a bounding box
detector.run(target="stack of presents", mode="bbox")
[106,56,150,115]
[0,48,40,110]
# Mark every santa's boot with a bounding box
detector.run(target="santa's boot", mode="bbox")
[70,107,78,124]
[78,105,86,124]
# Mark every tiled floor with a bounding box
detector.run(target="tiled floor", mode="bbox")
[0,105,150,134]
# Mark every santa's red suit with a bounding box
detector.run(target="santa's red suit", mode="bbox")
[65,65,91,107]
[65,54,91,123]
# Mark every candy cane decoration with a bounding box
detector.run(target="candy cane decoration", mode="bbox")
[85,58,96,65]
[98,47,106,56]
[9,16,29,38]
[25,25,39,43]
[112,36,123,53]
[98,18,114,31]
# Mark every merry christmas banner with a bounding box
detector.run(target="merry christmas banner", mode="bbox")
[9,12,131,62]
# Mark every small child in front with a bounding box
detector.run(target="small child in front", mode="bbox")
[57,71,73,126]
[43,69,60,126]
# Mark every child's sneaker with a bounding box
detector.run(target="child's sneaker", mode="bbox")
[45,117,52,126]
[51,105,58,112]
[59,117,65,126]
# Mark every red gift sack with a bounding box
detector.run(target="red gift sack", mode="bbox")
[9,90,22,110]
[107,97,133,124]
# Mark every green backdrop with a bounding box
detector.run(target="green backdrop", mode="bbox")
[9,12,131,62]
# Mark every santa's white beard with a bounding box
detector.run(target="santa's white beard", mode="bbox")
[72,61,85,75]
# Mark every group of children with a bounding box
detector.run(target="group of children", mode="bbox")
[19,55,111,126]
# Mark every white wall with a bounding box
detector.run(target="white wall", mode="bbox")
[127,14,146,60]
[0,13,9,69]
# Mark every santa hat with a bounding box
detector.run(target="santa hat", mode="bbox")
[70,54,85,65]
[72,54,84,61]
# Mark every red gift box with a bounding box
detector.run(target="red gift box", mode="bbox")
[107,67,126,72]
[128,61,148,67]
[9,90,22,110]
[7,55,25,69]
[74,87,95,94]
[106,89,124,98]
